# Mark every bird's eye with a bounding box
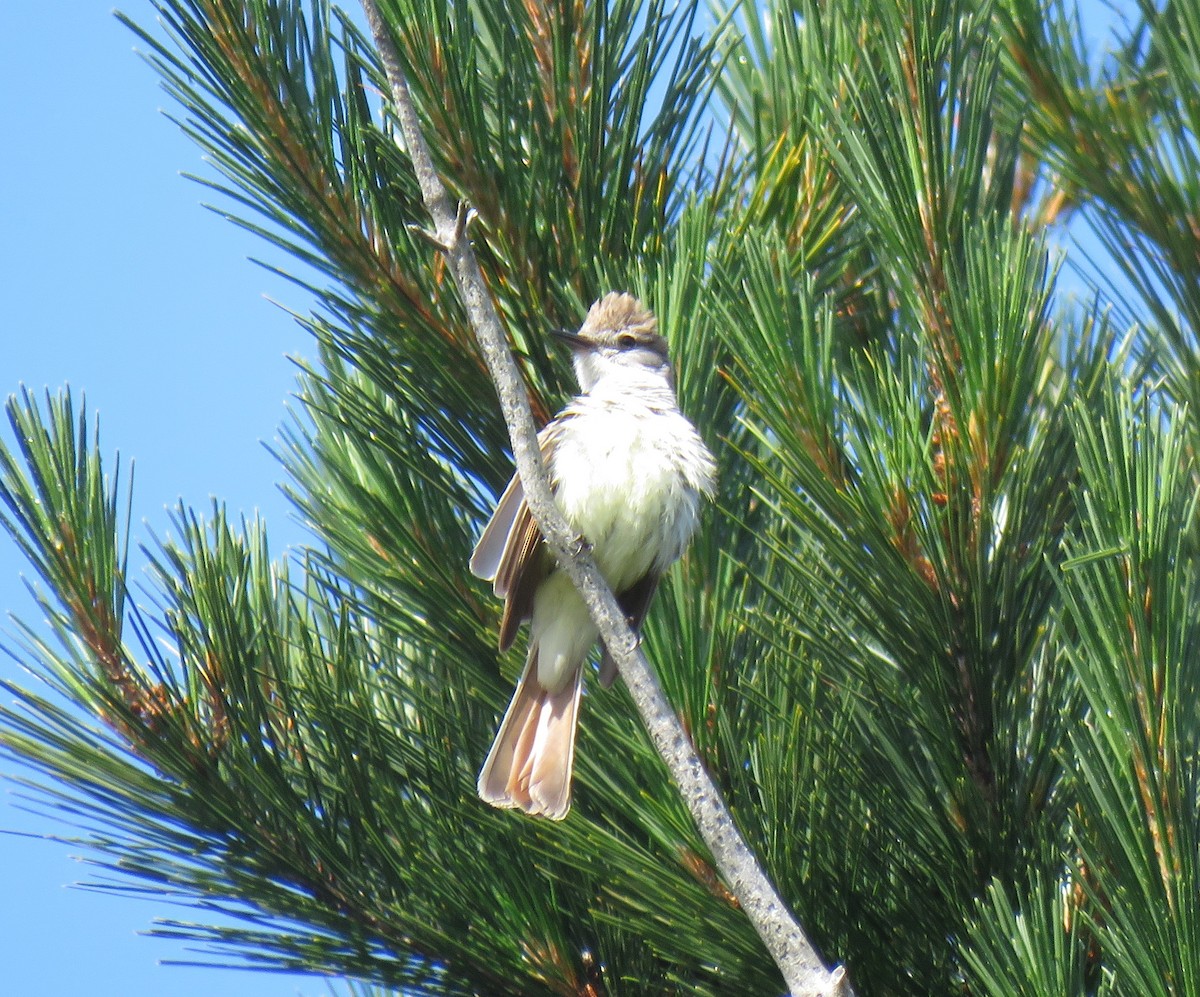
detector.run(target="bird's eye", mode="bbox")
[617,333,637,349]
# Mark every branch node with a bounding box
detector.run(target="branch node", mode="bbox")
[407,223,449,253]
[455,201,474,242]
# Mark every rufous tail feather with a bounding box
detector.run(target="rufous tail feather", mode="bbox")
[477,647,582,820]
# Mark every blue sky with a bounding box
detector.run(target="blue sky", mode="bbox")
[1,2,1128,996]
[1,3,314,995]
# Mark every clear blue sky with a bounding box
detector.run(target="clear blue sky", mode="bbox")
[0,2,1127,996]
[1,3,315,994]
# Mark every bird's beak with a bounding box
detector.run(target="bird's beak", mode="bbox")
[551,327,587,350]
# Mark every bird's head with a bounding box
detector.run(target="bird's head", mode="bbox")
[553,293,672,393]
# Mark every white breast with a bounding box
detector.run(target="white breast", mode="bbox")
[549,396,715,592]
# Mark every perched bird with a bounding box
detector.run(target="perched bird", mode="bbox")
[471,292,716,819]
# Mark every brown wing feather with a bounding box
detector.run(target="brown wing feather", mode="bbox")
[471,426,562,651]
[598,572,660,687]
[470,472,526,586]
[497,513,546,650]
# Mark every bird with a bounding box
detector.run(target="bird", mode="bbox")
[470,292,716,819]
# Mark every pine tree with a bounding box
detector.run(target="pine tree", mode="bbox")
[2,0,1199,994]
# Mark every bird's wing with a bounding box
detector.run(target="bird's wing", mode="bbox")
[598,571,660,687]
[469,471,525,585]
[470,426,560,651]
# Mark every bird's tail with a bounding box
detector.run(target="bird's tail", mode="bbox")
[477,645,582,820]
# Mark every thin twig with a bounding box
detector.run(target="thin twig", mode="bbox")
[358,3,853,994]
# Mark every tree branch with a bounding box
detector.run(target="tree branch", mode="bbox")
[359,3,853,994]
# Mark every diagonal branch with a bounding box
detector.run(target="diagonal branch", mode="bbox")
[359,3,853,994]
